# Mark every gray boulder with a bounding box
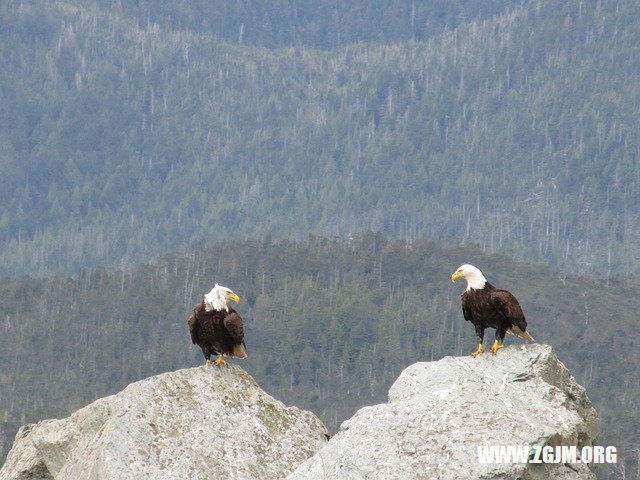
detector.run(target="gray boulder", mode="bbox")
[288,344,598,480]
[0,365,328,480]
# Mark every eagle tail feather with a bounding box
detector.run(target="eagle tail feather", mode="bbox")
[232,344,248,359]
[508,326,535,342]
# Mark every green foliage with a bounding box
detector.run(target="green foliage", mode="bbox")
[1,0,640,278]
[0,235,638,477]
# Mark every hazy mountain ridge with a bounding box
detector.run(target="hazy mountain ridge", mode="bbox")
[73,0,527,49]
[2,0,640,276]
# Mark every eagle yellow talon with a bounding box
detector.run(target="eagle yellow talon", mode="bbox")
[206,359,211,365]
[489,340,504,354]
[471,344,485,358]
[214,354,228,366]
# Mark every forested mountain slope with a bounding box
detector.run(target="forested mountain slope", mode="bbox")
[2,0,640,276]
[0,235,638,475]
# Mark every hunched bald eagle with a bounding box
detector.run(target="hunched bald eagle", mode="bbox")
[188,283,247,366]
[451,264,534,357]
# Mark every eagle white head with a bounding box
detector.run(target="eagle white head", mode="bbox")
[450,264,487,291]
[204,283,240,312]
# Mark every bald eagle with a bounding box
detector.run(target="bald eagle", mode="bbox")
[188,283,247,366]
[451,264,534,357]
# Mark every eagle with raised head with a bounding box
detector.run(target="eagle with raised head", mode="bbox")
[188,283,247,366]
[451,264,534,357]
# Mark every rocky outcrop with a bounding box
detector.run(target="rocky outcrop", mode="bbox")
[288,344,598,480]
[0,365,328,480]
[2,345,599,480]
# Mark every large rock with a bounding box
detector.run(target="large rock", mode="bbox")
[288,344,598,480]
[0,365,328,480]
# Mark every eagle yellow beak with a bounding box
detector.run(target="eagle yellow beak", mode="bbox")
[228,292,240,303]
[451,271,463,283]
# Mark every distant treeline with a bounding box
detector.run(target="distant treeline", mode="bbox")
[0,234,637,476]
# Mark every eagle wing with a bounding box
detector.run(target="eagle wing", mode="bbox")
[461,292,473,322]
[223,309,245,346]
[188,303,204,345]
[488,289,527,331]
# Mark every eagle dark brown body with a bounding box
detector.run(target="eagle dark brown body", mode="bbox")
[188,303,247,363]
[461,281,531,346]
